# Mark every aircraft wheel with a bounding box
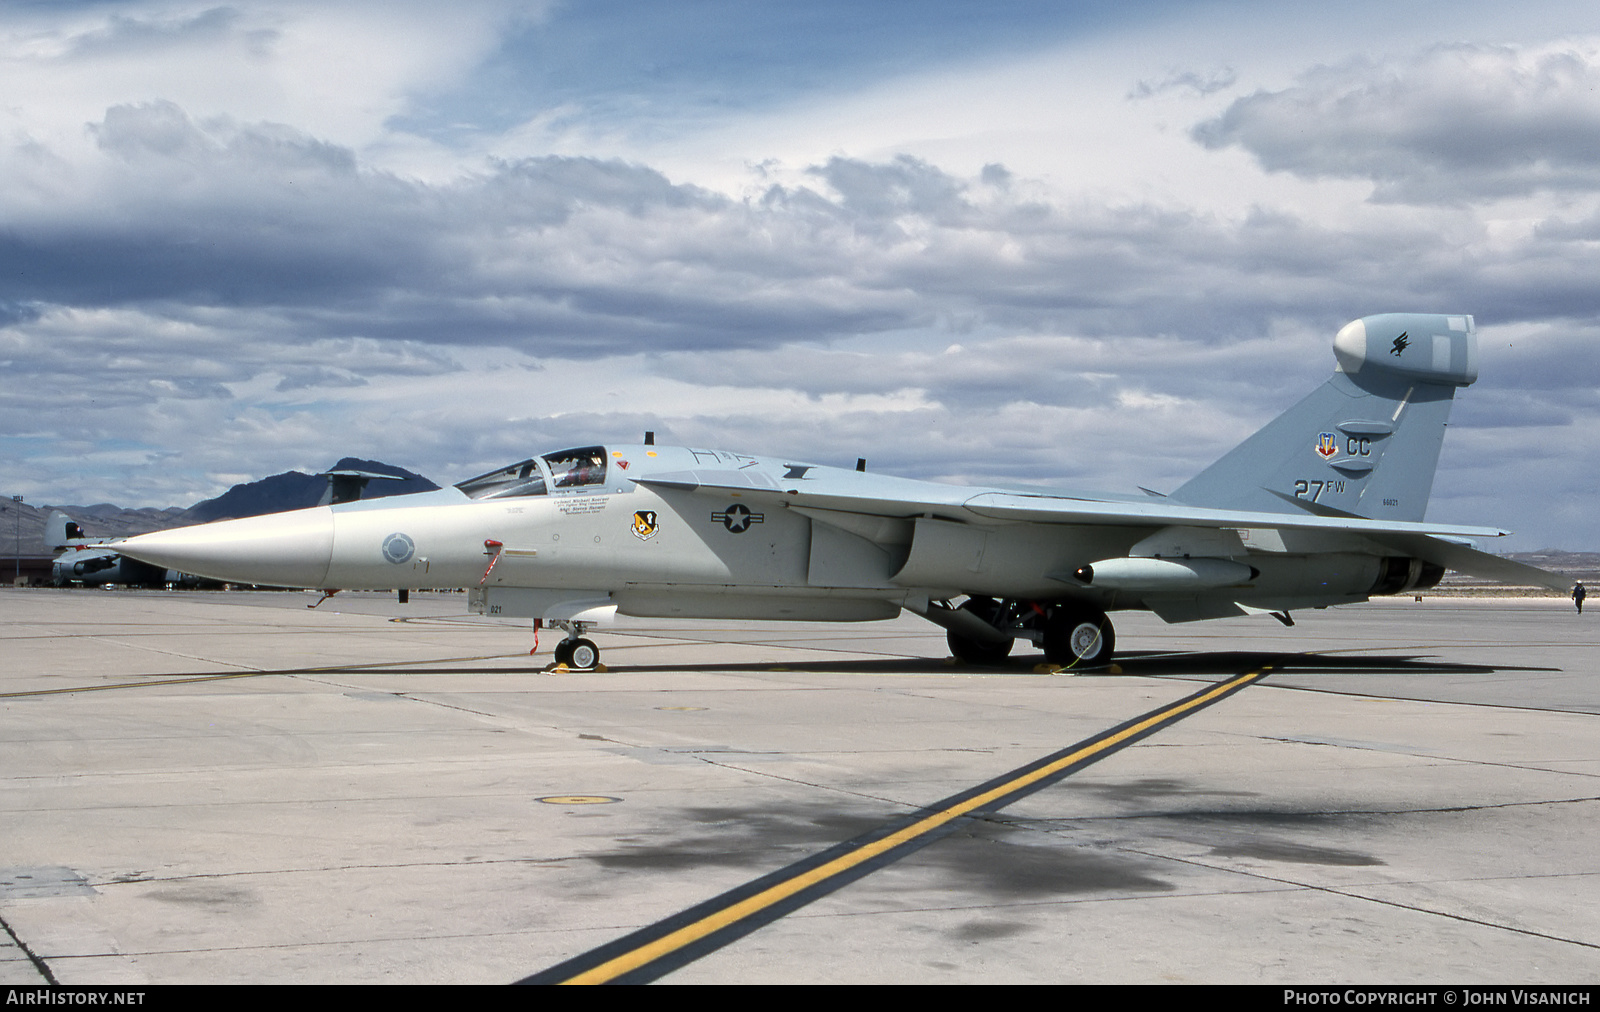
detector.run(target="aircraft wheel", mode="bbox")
[566,638,600,670]
[552,640,573,667]
[1043,608,1115,667]
[946,597,1013,665]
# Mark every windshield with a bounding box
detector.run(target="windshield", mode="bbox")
[454,459,548,499]
[455,445,610,500]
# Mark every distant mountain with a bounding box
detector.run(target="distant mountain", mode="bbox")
[183,458,439,524]
[4,501,191,558]
[44,504,190,537]
[5,459,441,554]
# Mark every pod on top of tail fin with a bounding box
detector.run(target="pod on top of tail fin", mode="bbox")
[1169,313,1477,523]
[1333,313,1477,387]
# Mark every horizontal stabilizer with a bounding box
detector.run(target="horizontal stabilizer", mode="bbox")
[1370,533,1570,592]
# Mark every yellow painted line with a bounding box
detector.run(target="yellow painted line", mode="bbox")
[538,796,621,805]
[554,666,1272,985]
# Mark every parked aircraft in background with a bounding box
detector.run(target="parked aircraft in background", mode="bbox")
[114,314,1569,669]
[318,468,405,506]
[47,511,195,588]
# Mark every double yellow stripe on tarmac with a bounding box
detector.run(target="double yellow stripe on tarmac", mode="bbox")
[532,665,1275,985]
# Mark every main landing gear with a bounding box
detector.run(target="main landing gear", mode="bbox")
[944,597,1116,668]
[548,621,601,670]
[1041,607,1115,667]
[945,597,1015,665]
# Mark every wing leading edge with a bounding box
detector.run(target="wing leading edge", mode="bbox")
[630,472,1566,592]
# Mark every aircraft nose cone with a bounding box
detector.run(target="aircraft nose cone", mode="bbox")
[117,507,335,588]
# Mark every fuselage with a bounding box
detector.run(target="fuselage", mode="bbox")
[115,442,1434,626]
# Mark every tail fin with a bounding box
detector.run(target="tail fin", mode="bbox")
[45,510,89,551]
[1171,313,1477,523]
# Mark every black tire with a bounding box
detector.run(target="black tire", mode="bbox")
[566,638,600,670]
[552,639,573,667]
[1042,608,1115,667]
[946,597,1013,665]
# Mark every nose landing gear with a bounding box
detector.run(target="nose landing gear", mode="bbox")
[548,621,602,670]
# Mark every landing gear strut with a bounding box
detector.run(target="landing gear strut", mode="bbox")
[550,621,601,670]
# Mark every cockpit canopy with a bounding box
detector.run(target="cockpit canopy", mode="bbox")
[455,446,609,500]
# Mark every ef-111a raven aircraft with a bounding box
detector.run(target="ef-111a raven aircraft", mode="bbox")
[115,313,1568,670]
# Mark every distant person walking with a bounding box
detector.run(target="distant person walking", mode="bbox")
[1575,582,1586,614]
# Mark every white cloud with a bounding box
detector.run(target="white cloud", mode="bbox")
[0,1,531,161]
[1195,41,1600,204]
[0,3,1594,550]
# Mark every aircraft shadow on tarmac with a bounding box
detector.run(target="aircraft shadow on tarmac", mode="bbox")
[42,647,1553,695]
[263,648,1557,679]
[1103,650,1559,678]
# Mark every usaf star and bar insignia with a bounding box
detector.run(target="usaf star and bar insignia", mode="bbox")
[711,503,764,533]
[635,504,768,539]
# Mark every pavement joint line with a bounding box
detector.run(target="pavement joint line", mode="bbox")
[517,663,1275,985]
[1253,681,1591,716]
[964,796,1600,833]
[64,635,269,670]
[0,652,547,698]
[680,756,923,809]
[1260,736,1600,779]
[0,911,58,985]
[1121,843,1600,953]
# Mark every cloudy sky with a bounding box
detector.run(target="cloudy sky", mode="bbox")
[3,0,1596,549]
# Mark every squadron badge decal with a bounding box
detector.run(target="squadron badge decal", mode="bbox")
[632,510,659,541]
[1315,432,1338,459]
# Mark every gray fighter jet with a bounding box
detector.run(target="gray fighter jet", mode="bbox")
[114,314,1568,669]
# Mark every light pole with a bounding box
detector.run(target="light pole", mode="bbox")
[11,495,21,584]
